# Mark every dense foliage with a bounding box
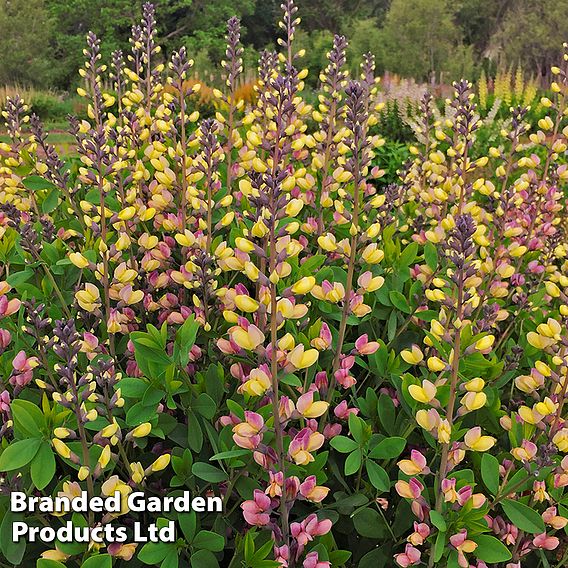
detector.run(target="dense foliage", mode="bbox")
[2,2,568,568]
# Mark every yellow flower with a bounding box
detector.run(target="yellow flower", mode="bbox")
[98,445,111,468]
[150,454,171,473]
[234,295,260,313]
[437,419,451,444]
[230,324,265,351]
[69,252,90,269]
[427,356,446,372]
[75,283,101,312]
[553,429,568,452]
[408,379,436,403]
[401,345,424,365]
[238,368,272,396]
[461,391,487,412]
[131,423,152,438]
[317,233,337,252]
[288,345,319,369]
[292,276,316,295]
[464,427,495,452]
[53,439,72,459]
[361,243,384,264]
[474,335,495,352]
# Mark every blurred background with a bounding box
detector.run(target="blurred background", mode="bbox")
[0,0,566,150]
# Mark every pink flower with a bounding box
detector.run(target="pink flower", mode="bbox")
[395,478,424,499]
[397,449,430,476]
[334,368,356,389]
[311,322,332,350]
[265,471,284,498]
[333,400,359,420]
[0,390,10,413]
[290,514,332,550]
[288,428,325,465]
[299,475,330,503]
[407,522,430,546]
[241,490,271,526]
[0,293,21,319]
[0,328,11,352]
[533,533,559,550]
[303,552,330,568]
[394,544,421,567]
[355,334,380,355]
[9,350,39,388]
[274,545,289,567]
[232,411,264,449]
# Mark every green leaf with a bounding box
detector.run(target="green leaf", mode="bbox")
[210,449,250,461]
[37,561,67,568]
[399,242,418,267]
[0,438,42,471]
[368,436,406,459]
[22,175,57,191]
[389,291,411,313]
[193,393,216,419]
[179,511,197,543]
[193,530,224,552]
[190,549,219,568]
[175,315,199,367]
[42,187,60,213]
[344,449,362,476]
[117,377,149,398]
[366,460,390,492]
[353,508,386,538]
[187,410,203,453]
[433,530,446,563]
[1,511,26,564]
[429,510,446,532]
[31,442,56,490]
[81,554,112,568]
[424,242,438,269]
[501,499,545,534]
[138,542,172,564]
[472,535,512,563]
[481,453,500,495]
[377,394,396,435]
[329,436,358,453]
[192,462,227,483]
[161,549,179,568]
[348,413,364,443]
[328,550,351,566]
[11,399,46,438]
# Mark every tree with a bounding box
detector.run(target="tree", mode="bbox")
[0,0,54,86]
[44,0,256,90]
[378,0,469,82]
[491,0,568,79]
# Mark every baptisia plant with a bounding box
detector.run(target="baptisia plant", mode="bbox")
[3,2,568,568]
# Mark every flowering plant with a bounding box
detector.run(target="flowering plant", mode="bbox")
[2,3,568,568]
